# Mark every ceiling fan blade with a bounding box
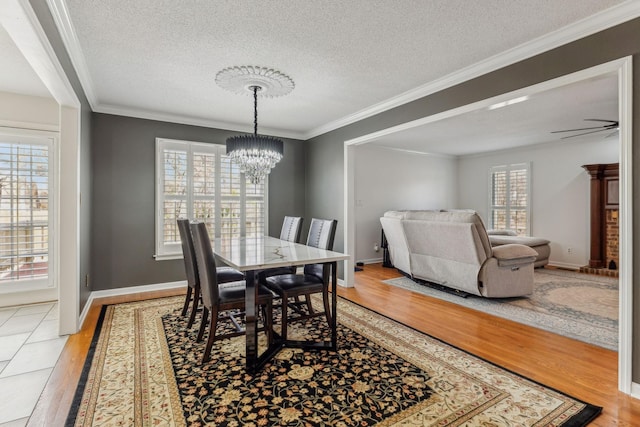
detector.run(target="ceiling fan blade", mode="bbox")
[560,128,609,139]
[551,126,609,133]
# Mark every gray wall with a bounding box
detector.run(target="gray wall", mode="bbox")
[91,113,305,291]
[305,19,640,381]
[354,146,458,263]
[29,0,93,311]
[457,138,618,269]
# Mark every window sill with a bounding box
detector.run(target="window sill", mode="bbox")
[154,253,183,261]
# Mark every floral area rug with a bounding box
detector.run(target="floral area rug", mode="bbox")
[384,268,618,350]
[66,295,601,426]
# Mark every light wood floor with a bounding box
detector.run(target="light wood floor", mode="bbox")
[30,263,640,426]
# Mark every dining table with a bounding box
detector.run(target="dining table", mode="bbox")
[212,235,349,374]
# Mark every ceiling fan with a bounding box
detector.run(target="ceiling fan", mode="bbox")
[551,119,619,139]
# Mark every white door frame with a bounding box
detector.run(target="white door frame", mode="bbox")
[0,0,81,335]
[344,57,633,394]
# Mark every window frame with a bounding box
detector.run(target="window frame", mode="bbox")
[488,162,531,235]
[155,138,269,260]
[0,129,56,293]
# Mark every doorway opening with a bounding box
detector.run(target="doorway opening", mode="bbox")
[344,57,633,393]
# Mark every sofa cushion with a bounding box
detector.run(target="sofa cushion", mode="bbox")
[489,235,550,247]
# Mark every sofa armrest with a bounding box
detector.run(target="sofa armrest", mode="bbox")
[492,244,538,267]
[487,229,517,236]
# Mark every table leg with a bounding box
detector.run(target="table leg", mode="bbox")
[245,269,258,372]
[331,261,337,349]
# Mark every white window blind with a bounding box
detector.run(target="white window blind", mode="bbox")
[156,138,267,258]
[0,132,55,290]
[489,163,530,235]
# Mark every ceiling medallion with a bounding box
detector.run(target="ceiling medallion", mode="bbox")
[215,65,295,98]
[217,66,294,184]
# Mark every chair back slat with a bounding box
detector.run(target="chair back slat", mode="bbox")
[190,221,220,308]
[177,218,199,288]
[280,216,304,243]
[306,218,337,250]
[304,218,337,279]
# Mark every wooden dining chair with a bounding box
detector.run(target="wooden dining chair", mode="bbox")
[257,216,304,282]
[263,218,337,340]
[190,221,275,363]
[177,218,244,328]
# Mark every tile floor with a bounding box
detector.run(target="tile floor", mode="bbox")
[0,302,67,426]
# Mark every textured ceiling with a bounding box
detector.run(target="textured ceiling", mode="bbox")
[59,0,629,139]
[368,72,619,156]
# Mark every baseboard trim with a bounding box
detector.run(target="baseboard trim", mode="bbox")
[0,287,58,308]
[78,276,355,328]
[356,258,383,265]
[77,276,356,329]
[630,382,640,398]
[546,261,581,270]
[79,280,186,330]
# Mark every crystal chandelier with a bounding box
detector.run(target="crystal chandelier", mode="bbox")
[226,86,283,184]
[216,66,294,184]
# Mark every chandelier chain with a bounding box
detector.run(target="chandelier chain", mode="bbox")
[253,86,258,135]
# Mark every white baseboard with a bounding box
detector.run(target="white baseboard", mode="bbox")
[337,278,355,288]
[356,258,383,265]
[546,261,581,270]
[77,276,356,328]
[76,275,360,329]
[630,382,640,399]
[79,280,186,330]
[0,287,57,308]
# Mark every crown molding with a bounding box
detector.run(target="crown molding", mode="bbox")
[47,0,640,140]
[47,0,96,109]
[47,0,303,139]
[304,1,640,140]
[94,103,305,140]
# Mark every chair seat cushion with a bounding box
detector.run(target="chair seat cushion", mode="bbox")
[218,281,275,304]
[264,274,324,294]
[216,266,245,283]
[258,266,297,282]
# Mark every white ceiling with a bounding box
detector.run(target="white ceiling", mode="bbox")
[367,72,619,156]
[54,0,632,140]
[0,1,635,151]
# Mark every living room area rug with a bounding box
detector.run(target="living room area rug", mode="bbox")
[66,295,601,426]
[383,268,618,350]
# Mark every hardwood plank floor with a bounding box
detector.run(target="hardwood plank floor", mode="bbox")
[29,264,640,426]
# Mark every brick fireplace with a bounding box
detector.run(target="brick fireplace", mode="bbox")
[580,163,619,277]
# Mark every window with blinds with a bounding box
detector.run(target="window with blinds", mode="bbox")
[156,138,267,258]
[0,133,54,289]
[489,163,530,235]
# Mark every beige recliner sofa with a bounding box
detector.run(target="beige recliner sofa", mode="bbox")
[380,210,538,298]
[486,229,550,268]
